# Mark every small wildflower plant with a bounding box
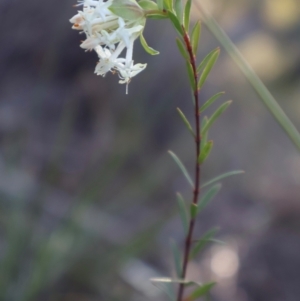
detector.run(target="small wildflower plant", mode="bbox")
[71,0,244,300]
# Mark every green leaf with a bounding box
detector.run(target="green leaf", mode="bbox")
[198,183,221,213]
[176,38,189,61]
[200,92,225,112]
[168,11,184,36]
[198,140,213,164]
[201,170,244,189]
[109,0,144,20]
[151,277,191,284]
[198,4,300,152]
[187,282,216,301]
[196,47,219,73]
[168,151,194,188]
[198,48,220,89]
[200,117,208,151]
[146,13,168,19]
[184,281,203,288]
[170,239,182,278]
[190,203,198,219]
[201,101,231,136]
[190,228,219,259]
[163,0,173,10]
[140,33,159,55]
[183,0,192,31]
[174,0,183,22]
[186,62,196,90]
[156,0,164,10]
[177,107,194,136]
[210,238,225,245]
[152,280,176,301]
[138,0,158,9]
[176,193,189,235]
[191,21,201,54]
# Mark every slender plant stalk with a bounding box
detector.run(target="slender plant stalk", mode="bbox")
[177,27,202,301]
[195,2,300,152]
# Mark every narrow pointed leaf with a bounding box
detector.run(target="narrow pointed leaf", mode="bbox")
[170,239,182,278]
[201,170,244,188]
[191,21,201,54]
[176,38,189,61]
[184,281,202,288]
[152,281,176,301]
[139,0,159,9]
[177,108,194,136]
[174,0,183,22]
[109,0,144,20]
[183,0,192,31]
[190,228,219,259]
[186,62,196,90]
[163,0,173,10]
[169,11,184,35]
[210,238,225,244]
[198,183,221,213]
[200,116,208,151]
[168,151,194,187]
[151,278,190,284]
[140,33,159,55]
[198,48,220,89]
[201,101,231,136]
[190,203,198,219]
[198,140,213,164]
[201,116,208,127]
[147,13,168,19]
[200,92,225,112]
[186,282,216,301]
[156,0,164,10]
[196,47,219,73]
[176,193,189,235]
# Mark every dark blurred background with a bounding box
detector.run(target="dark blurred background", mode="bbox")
[0,0,300,300]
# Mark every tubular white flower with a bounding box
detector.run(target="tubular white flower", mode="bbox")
[70,0,147,92]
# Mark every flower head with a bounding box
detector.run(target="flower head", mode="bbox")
[70,0,148,93]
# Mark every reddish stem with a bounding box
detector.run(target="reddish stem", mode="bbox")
[176,28,201,301]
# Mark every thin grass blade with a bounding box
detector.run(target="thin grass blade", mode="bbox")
[195,2,300,152]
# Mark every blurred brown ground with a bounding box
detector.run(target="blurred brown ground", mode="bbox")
[0,0,300,300]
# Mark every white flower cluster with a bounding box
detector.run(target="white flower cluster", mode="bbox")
[70,0,147,93]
